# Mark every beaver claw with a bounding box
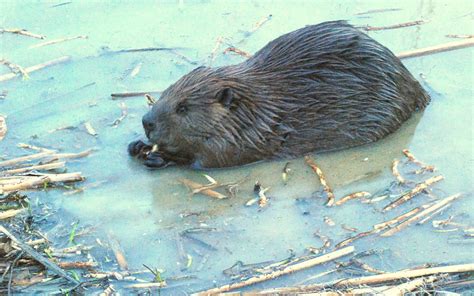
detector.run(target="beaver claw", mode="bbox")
[128,140,150,156]
[144,152,175,169]
[128,140,175,169]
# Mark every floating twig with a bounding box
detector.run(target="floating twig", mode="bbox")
[254,181,270,207]
[111,102,128,127]
[208,36,224,64]
[0,208,26,220]
[323,216,336,226]
[1,161,65,176]
[29,35,88,49]
[111,90,162,99]
[0,225,80,285]
[125,282,167,289]
[335,229,379,249]
[0,151,55,168]
[57,261,98,269]
[282,162,291,183]
[445,34,474,39]
[396,39,474,59]
[145,94,157,106]
[335,191,371,206]
[0,115,6,141]
[223,47,252,58]
[402,149,435,172]
[0,56,71,83]
[391,159,405,183]
[0,28,45,39]
[0,59,30,80]
[355,8,402,15]
[84,121,98,136]
[0,172,84,193]
[108,233,128,270]
[361,20,427,31]
[373,204,430,230]
[334,263,473,287]
[304,156,335,206]
[383,275,437,295]
[381,193,463,237]
[195,246,354,295]
[382,175,444,212]
[179,178,227,199]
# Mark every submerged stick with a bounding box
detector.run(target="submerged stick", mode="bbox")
[335,191,371,206]
[401,149,435,172]
[1,161,65,176]
[0,208,26,220]
[0,225,80,285]
[108,233,129,270]
[304,156,335,206]
[397,38,474,59]
[361,20,427,31]
[391,159,405,183]
[382,175,444,212]
[0,151,55,168]
[0,56,71,82]
[195,246,354,295]
[111,91,162,98]
[383,275,437,295]
[334,263,474,287]
[180,178,227,199]
[29,35,87,49]
[0,28,45,39]
[381,193,462,237]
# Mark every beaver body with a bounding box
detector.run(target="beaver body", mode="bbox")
[129,21,430,168]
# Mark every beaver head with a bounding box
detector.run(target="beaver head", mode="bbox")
[142,66,265,167]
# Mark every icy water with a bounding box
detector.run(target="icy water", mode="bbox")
[1,0,473,294]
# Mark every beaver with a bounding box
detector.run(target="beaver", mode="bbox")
[129,20,430,169]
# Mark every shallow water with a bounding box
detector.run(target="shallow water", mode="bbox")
[1,0,473,294]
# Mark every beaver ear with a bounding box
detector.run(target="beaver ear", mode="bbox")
[217,88,234,108]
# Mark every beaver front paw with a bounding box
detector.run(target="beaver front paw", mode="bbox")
[128,140,151,157]
[144,152,175,169]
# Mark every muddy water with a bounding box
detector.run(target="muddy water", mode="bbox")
[1,0,473,294]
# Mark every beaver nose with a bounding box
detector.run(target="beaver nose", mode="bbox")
[142,115,156,132]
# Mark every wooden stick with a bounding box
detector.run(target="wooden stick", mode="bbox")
[180,179,227,199]
[0,115,6,141]
[0,172,84,193]
[111,91,162,98]
[0,56,71,82]
[0,151,55,168]
[397,38,474,59]
[0,28,45,39]
[0,225,80,285]
[373,205,429,230]
[401,149,435,171]
[29,35,87,49]
[383,275,437,296]
[334,263,474,287]
[57,261,98,269]
[1,161,65,175]
[335,191,371,206]
[382,175,443,212]
[125,282,167,289]
[223,47,252,58]
[304,156,335,206]
[0,208,25,220]
[391,159,405,183]
[361,20,426,31]
[108,233,128,270]
[53,149,94,160]
[194,246,354,295]
[381,193,462,237]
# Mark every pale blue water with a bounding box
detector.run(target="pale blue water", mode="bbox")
[1,1,473,294]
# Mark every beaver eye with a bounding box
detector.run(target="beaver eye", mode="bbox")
[176,103,188,115]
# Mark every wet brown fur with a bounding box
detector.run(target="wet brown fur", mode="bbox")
[139,21,430,168]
